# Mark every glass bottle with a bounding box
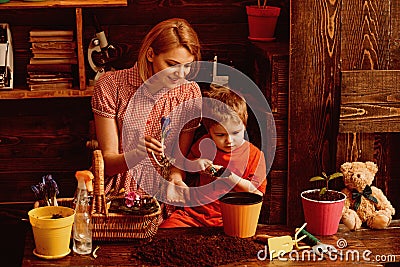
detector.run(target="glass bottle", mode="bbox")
[72,178,92,255]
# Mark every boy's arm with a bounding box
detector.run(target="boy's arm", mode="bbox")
[211,150,267,196]
[214,168,263,196]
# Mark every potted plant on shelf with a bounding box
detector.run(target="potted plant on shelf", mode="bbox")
[246,0,281,42]
[301,171,346,236]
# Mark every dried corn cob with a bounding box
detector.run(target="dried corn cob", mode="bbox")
[92,149,108,216]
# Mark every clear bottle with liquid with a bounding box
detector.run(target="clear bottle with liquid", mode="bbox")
[72,177,92,255]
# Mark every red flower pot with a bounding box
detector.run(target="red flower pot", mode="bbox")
[301,189,346,236]
[246,5,281,41]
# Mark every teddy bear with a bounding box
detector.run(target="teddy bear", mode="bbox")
[340,161,395,230]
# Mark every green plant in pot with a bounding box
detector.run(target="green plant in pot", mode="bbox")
[246,0,281,42]
[301,171,346,236]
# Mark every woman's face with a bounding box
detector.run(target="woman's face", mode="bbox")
[147,46,194,88]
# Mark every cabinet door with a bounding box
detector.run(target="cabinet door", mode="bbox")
[250,42,289,224]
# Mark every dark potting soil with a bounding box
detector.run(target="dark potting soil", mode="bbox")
[51,213,64,219]
[130,229,264,267]
[303,190,345,201]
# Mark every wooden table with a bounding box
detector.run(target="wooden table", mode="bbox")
[22,221,400,266]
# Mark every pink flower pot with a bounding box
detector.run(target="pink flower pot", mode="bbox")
[246,5,281,41]
[301,189,346,236]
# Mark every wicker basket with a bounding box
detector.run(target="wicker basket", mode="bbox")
[57,197,161,241]
[55,147,161,241]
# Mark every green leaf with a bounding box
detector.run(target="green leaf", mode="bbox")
[309,176,325,182]
[322,171,327,179]
[328,172,343,181]
[319,187,327,195]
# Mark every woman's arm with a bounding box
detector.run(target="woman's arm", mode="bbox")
[165,130,195,203]
[169,130,195,182]
[94,114,127,176]
[94,114,163,176]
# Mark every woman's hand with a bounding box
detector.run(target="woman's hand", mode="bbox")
[124,135,163,168]
[144,135,164,156]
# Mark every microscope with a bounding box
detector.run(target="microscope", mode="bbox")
[0,23,13,90]
[87,15,119,84]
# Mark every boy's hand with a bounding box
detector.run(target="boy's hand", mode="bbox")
[205,164,224,176]
[196,158,213,171]
[213,167,232,178]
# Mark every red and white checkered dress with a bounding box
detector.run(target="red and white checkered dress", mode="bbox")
[91,63,202,219]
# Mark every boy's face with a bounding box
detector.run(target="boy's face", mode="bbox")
[209,120,245,153]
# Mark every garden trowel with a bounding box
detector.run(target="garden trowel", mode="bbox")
[254,223,310,259]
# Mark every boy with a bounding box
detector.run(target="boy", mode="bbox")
[159,86,267,227]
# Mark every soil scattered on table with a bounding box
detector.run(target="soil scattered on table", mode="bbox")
[130,228,264,266]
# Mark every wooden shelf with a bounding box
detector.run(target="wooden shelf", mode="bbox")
[0,86,94,99]
[0,0,127,9]
[0,0,127,99]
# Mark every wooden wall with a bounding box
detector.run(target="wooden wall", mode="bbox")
[288,0,342,226]
[0,98,92,202]
[0,0,291,227]
[289,0,400,226]
[337,0,400,220]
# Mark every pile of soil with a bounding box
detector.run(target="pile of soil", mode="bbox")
[302,190,345,201]
[130,229,264,266]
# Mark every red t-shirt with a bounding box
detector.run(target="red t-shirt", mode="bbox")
[160,134,267,228]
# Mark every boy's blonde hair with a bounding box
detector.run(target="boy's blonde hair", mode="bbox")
[137,18,201,82]
[202,85,248,129]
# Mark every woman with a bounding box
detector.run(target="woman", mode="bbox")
[91,18,202,221]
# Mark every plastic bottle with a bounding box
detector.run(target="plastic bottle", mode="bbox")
[72,171,93,255]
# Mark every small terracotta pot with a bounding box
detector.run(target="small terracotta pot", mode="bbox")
[246,5,281,41]
[219,192,263,238]
[28,206,75,259]
[301,189,346,236]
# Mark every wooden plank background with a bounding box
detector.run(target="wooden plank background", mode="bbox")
[338,0,399,219]
[0,98,92,202]
[289,0,399,226]
[288,0,342,226]
[340,70,400,133]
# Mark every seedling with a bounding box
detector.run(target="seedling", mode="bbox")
[309,171,343,195]
[152,116,174,181]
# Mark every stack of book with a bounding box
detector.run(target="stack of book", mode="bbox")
[27,29,77,91]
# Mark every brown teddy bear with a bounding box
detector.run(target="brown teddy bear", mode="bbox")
[340,161,395,230]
